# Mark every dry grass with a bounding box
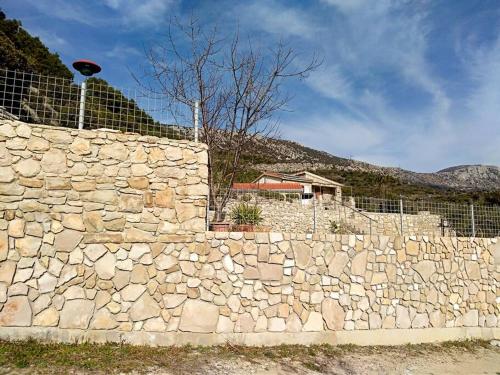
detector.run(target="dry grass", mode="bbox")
[0,338,493,374]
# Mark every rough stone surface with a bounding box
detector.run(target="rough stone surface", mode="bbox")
[413,260,436,282]
[0,296,32,326]
[322,299,345,330]
[303,312,324,332]
[33,307,59,327]
[129,294,160,322]
[179,300,219,333]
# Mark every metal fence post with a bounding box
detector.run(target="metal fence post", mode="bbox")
[77,79,87,130]
[313,195,316,233]
[470,203,475,237]
[206,193,210,231]
[194,100,199,143]
[399,198,404,235]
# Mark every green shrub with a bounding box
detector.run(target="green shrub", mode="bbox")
[230,203,262,225]
[240,193,253,202]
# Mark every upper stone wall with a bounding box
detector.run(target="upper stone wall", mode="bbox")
[0,120,209,241]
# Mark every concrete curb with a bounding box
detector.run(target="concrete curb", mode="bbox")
[1,327,498,347]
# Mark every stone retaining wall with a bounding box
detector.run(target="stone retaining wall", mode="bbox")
[1,229,498,345]
[223,198,443,236]
[0,119,498,346]
[0,119,208,239]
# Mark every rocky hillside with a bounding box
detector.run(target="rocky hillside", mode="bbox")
[245,137,500,192]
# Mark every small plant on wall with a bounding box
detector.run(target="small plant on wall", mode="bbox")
[230,203,263,232]
[329,220,356,234]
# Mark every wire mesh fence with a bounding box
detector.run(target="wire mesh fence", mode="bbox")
[348,196,500,238]
[208,188,500,238]
[0,68,195,140]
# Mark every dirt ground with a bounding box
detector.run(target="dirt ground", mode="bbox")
[0,339,499,374]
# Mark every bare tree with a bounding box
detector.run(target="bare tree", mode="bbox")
[139,17,319,223]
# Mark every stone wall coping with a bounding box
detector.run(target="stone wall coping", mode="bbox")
[0,119,208,150]
[204,231,499,243]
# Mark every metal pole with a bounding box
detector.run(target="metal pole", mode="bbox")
[206,193,210,231]
[399,198,404,235]
[194,100,199,143]
[78,79,87,130]
[470,204,475,237]
[313,195,316,233]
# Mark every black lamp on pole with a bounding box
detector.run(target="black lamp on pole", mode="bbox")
[72,59,101,130]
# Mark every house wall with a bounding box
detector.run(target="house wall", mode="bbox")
[256,176,281,184]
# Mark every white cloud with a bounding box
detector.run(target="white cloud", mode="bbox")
[285,112,385,159]
[321,0,381,13]
[283,1,465,171]
[105,44,142,59]
[306,65,352,102]
[22,0,175,28]
[30,28,67,49]
[101,0,176,26]
[22,0,99,26]
[237,0,319,39]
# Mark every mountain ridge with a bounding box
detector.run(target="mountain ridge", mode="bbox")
[243,136,500,193]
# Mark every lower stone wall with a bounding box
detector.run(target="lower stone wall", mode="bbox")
[0,232,498,346]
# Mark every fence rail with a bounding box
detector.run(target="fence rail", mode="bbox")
[0,68,195,140]
[209,189,500,238]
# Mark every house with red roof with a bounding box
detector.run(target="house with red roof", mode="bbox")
[232,171,343,203]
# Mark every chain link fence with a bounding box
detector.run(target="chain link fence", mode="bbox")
[0,68,195,140]
[209,189,500,238]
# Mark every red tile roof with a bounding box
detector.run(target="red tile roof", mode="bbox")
[232,182,303,191]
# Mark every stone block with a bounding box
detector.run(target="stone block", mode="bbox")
[99,142,129,161]
[0,296,32,326]
[14,159,40,177]
[322,298,345,330]
[257,263,282,281]
[303,312,324,331]
[413,260,436,282]
[54,229,83,252]
[15,236,42,257]
[33,307,59,327]
[119,194,144,213]
[179,300,219,333]
[329,252,349,276]
[59,299,95,329]
[41,149,67,173]
[129,293,160,322]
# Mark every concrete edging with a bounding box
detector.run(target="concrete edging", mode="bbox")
[0,327,498,347]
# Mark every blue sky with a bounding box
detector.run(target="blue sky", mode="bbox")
[2,0,500,172]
